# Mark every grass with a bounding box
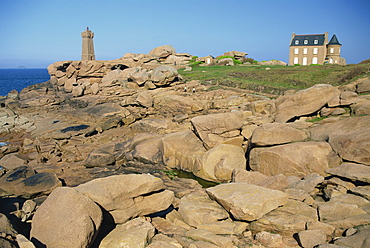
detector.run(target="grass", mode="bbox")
[179,63,370,96]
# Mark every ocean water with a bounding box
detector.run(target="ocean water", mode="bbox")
[0,69,50,96]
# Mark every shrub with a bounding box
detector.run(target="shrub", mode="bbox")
[244,57,258,64]
[359,59,370,64]
[217,55,242,64]
[294,64,301,66]
[189,61,203,67]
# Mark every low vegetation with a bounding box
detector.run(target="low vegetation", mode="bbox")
[180,63,370,96]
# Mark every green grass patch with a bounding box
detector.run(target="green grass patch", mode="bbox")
[307,116,328,123]
[179,63,370,95]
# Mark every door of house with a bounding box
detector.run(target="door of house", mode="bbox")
[303,57,308,65]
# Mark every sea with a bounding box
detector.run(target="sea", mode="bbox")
[0,69,50,97]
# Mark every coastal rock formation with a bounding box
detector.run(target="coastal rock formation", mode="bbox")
[1,51,370,247]
[249,141,340,177]
[30,187,103,248]
[206,183,288,221]
[274,84,340,122]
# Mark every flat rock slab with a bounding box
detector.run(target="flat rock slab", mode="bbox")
[206,183,288,221]
[178,191,229,227]
[317,201,367,222]
[0,166,62,198]
[186,229,235,248]
[249,141,340,177]
[325,162,370,183]
[190,111,244,149]
[99,218,155,248]
[350,186,370,201]
[251,122,308,146]
[310,115,370,165]
[76,174,164,211]
[274,84,340,123]
[250,200,318,236]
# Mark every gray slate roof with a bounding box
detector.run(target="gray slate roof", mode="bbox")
[328,34,342,45]
[290,34,326,46]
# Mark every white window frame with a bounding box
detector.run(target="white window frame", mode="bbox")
[330,48,334,53]
[314,39,318,44]
[313,48,318,54]
[294,57,299,64]
[303,48,308,54]
[304,40,308,44]
[295,40,299,45]
[294,48,299,54]
[312,57,318,64]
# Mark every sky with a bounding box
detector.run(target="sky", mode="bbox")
[0,0,369,68]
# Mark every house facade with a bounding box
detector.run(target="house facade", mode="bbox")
[289,32,346,66]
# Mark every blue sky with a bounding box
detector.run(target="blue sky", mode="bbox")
[0,0,369,68]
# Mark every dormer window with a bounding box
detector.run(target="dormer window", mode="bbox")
[304,40,308,44]
[295,40,299,45]
[314,39,318,44]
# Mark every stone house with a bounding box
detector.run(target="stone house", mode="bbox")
[288,32,346,66]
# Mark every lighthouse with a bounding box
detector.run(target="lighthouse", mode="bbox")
[81,27,95,60]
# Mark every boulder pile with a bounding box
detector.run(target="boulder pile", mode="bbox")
[0,51,369,247]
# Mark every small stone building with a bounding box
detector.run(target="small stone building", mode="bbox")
[288,32,346,66]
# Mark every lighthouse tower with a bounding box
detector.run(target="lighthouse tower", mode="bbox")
[81,27,95,60]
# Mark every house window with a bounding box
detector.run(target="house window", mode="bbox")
[303,57,308,65]
[303,48,308,54]
[329,58,333,64]
[314,39,318,44]
[294,48,299,54]
[295,40,299,45]
[312,57,318,64]
[294,57,299,64]
[330,48,334,53]
[313,48,318,54]
[304,40,308,44]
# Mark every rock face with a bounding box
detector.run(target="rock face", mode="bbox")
[191,111,244,149]
[178,191,229,227]
[0,166,62,198]
[249,141,340,177]
[326,162,370,183]
[206,183,288,221]
[2,48,370,248]
[99,218,155,248]
[195,144,246,182]
[274,84,340,122]
[310,115,370,165]
[30,187,103,248]
[258,60,287,66]
[76,174,174,223]
[251,122,308,146]
[149,45,176,58]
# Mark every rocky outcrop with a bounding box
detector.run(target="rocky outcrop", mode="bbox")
[99,218,155,248]
[0,166,62,198]
[221,51,248,61]
[76,174,174,224]
[251,122,308,146]
[30,187,103,248]
[258,60,287,66]
[195,144,246,182]
[206,183,288,221]
[310,115,370,165]
[191,111,244,149]
[1,54,370,247]
[249,141,341,177]
[274,84,340,122]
